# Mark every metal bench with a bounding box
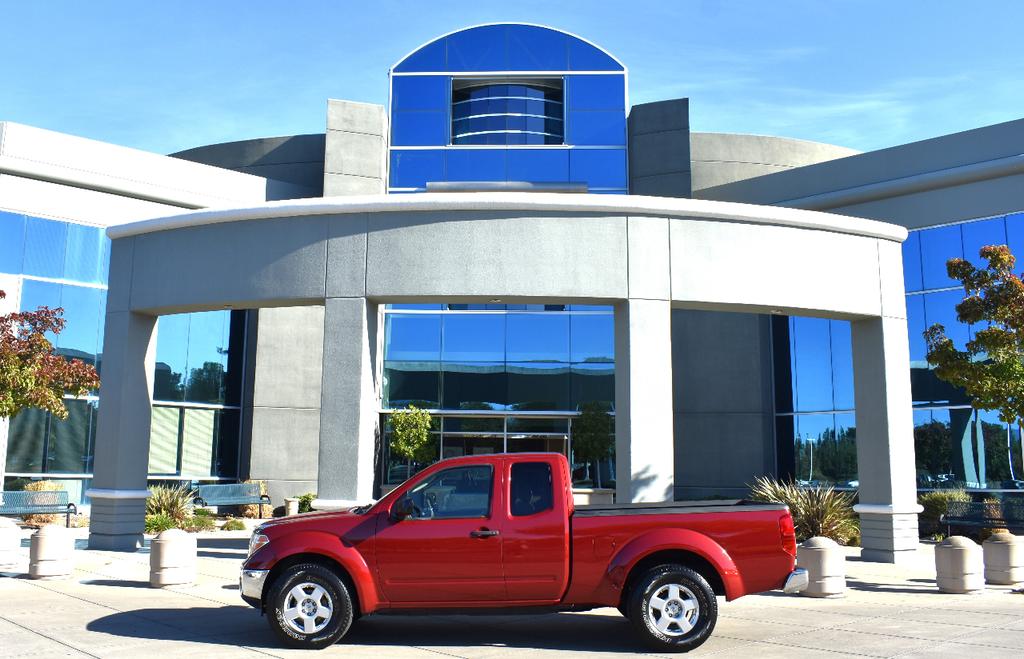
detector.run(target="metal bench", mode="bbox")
[942,500,1024,535]
[194,483,271,518]
[0,490,78,528]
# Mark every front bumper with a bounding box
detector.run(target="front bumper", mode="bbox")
[240,568,269,603]
[783,567,809,594]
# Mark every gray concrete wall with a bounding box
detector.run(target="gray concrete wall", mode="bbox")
[246,306,324,505]
[171,134,325,200]
[324,100,386,196]
[697,118,1024,229]
[627,99,691,197]
[671,309,775,499]
[690,132,859,192]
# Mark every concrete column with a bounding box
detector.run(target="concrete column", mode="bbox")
[87,310,157,551]
[313,298,379,509]
[614,299,675,502]
[851,314,921,563]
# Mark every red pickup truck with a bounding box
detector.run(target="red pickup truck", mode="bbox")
[240,452,806,652]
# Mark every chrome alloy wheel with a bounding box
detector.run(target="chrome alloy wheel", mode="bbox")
[282,582,334,635]
[646,583,700,637]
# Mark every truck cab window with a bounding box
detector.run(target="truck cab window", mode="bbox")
[510,462,554,516]
[406,464,493,519]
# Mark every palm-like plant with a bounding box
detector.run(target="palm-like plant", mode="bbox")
[748,476,859,545]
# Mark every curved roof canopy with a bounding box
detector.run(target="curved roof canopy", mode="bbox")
[392,23,625,73]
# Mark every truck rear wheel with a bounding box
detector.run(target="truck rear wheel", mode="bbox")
[266,563,354,649]
[627,564,717,653]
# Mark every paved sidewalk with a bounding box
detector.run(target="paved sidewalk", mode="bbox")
[1,527,1022,658]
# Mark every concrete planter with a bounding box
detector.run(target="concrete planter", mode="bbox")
[797,536,846,597]
[0,517,21,570]
[150,529,197,587]
[983,531,1023,585]
[935,535,984,593]
[29,525,73,579]
[284,497,300,517]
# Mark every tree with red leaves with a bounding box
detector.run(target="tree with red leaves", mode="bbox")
[0,289,100,420]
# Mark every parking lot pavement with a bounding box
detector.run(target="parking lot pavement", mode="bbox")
[1,528,1022,658]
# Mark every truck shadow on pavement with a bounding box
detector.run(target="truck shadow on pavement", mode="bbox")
[87,606,643,652]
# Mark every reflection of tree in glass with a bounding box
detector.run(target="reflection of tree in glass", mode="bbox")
[572,401,614,488]
[795,426,857,484]
[914,420,954,480]
[186,361,225,404]
[154,363,184,400]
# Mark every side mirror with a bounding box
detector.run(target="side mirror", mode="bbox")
[391,496,415,522]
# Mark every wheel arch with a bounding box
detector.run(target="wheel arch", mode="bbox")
[608,529,743,603]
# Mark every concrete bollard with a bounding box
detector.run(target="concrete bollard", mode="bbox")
[797,536,846,597]
[935,535,985,593]
[29,525,73,579]
[150,528,197,587]
[284,497,299,516]
[983,531,1024,585]
[0,517,21,570]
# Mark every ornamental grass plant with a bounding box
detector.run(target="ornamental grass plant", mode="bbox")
[146,484,195,522]
[21,480,63,526]
[748,476,860,545]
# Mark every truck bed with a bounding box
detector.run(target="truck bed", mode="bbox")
[573,499,788,517]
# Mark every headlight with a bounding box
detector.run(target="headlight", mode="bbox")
[248,532,269,557]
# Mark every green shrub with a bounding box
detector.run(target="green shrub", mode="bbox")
[147,484,195,522]
[193,507,212,517]
[298,493,316,514]
[918,489,971,536]
[21,480,64,526]
[145,513,177,534]
[221,518,246,531]
[748,476,859,546]
[183,514,216,532]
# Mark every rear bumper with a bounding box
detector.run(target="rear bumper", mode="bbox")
[783,568,808,594]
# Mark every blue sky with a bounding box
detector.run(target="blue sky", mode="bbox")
[2,1,1022,155]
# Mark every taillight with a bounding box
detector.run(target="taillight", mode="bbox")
[779,514,797,558]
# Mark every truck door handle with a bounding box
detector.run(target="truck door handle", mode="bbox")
[470,529,500,538]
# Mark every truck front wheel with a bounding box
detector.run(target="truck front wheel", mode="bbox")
[627,564,717,653]
[266,563,354,649]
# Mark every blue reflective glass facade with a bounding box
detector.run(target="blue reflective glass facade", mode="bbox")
[388,24,627,193]
[381,304,615,487]
[1,210,245,491]
[778,211,1024,490]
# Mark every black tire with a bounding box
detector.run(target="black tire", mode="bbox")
[266,563,354,649]
[627,564,717,653]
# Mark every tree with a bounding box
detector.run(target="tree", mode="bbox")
[390,405,435,466]
[924,245,1024,480]
[0,290,100,421]
[572,401,614,488]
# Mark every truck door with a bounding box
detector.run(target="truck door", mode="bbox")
[374,463,507,603]
[501,458,570,601]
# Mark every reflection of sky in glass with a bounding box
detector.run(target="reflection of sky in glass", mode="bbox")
[442,314,504,361]
[23,217,66,279]
[570,314,614,362]
[790,317,833,412]
[920,224,962,290]
[385,314,441,361]
[830,321,853,411]
[902,231,923,292]
[961,217,1007,269]
[507,314,570,362]
[0,211,26,274]
[924,290,970,350]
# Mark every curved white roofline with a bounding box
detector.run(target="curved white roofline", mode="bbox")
[108,192,906,243]
[389,22,627,74]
